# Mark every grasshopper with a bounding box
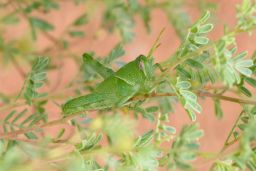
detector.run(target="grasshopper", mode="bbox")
[62,53,157,115]
[62,29,165,115]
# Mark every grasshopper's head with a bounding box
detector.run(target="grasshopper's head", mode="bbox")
[137,55,155,80]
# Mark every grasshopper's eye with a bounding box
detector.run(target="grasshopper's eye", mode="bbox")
[139,60,145,71]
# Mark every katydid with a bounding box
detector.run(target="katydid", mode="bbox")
[62,53,158,115]
[62,29,165,115]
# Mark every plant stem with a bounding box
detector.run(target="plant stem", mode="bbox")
[132,91,256,105]
[0,110,86,139]
[197,92,256,105]
[10,56,26,78]
[1,91,256,139]
[0,101,25,113]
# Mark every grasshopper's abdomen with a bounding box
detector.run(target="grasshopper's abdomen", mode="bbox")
[62,93,115,115]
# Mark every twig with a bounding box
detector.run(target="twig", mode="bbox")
[0,101,26,113]
[198,92,256,105]
[132,91,256,105]
[0,110,87,139]
[1,91,256,139]
[10,56,26,78]
[3,137,70,148]
[1,89,255,114]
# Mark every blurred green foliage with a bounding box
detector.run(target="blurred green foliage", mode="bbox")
[0,0,256,171]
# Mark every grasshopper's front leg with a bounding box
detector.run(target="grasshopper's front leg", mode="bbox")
[154,63,167,72]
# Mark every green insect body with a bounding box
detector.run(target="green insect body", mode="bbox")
[62,54,156,115]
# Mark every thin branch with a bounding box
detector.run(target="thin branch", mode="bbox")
[0,110,86,139]
[10,56,26,78]
[1,89,255,114]
[132,91,256,105]
[198,91,256,105]
[1,91,256,139]
[0,101,26,113]
[3,137,70,148]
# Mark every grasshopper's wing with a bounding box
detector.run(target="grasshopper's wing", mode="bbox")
[62,93,116,115]
[62,88,137,116]
[83,53,114,79]
[94,74,140,107]
[63,72,141,115]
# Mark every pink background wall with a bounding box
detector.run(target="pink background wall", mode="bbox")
[0,0,255,170]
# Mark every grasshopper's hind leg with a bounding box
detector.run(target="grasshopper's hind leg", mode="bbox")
[115,90,138,108]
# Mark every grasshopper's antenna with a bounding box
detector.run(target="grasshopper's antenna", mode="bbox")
[147,27,166,58]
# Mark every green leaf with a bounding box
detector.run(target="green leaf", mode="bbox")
[176,66,192,79]
[164,126,176,134]
[180,90,197,101]
[238,123,246,130]
[20,114,37,127]
[69,31,85,37]
[185,99,202,113]
[176,81,191,89]
[104,43,125,64]
[198,11,211,24]
[146,106,159,113]
[21,57,49,105]
[29,17,54,31]
[159,97,173,114]
[198,24,214,33]
[239,86,252,97]
[176,79,201,120]
[187,110,196,121]
[24,132,38,139]
[236,66,253,77]
[12,109,27,124]
[1,14,19,24]
[142,112,155,122]
[162,124,203,169]
[214,99,223,119]
[251,106,256,115]
[244,77,256,87]
[233,51,248,61]
[194,36,209,45]
[233,52,253,77]
[140,7,151,32]
[128,0,140,10]
[73,14,87,26]
[186,59,204,69]
[4,110,16,122]
[236,59,254,68]
[76,133,103,151]
[134,130,154,148]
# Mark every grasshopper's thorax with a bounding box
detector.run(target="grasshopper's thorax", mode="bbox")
[136,55,155,93]
[113,55,155,94]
